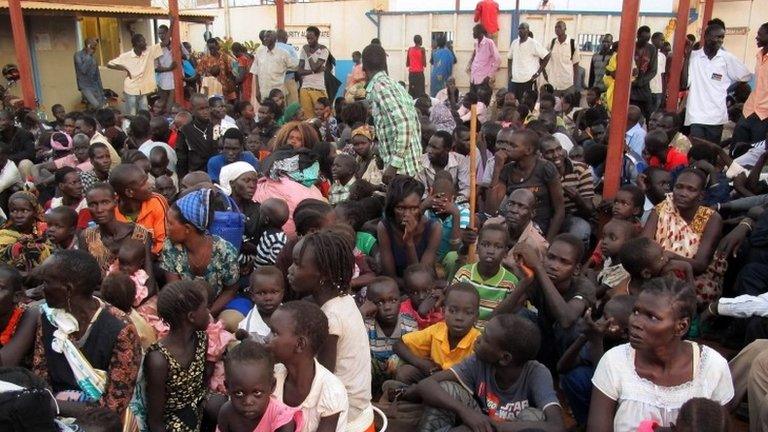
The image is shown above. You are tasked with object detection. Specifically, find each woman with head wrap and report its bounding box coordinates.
[276,102,305,126]
[0,191,53,274]
[218,161,261,288]
[161,188,240,318]
[350,125,384,188]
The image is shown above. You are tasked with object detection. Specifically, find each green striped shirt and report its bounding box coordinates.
[453,263,519,327]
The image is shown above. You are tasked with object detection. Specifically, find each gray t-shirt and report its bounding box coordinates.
[451,355,560,421]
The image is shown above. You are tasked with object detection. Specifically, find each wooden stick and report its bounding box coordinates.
[467,103,478,262]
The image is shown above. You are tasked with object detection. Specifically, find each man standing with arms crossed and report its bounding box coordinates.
[107,33,163,115]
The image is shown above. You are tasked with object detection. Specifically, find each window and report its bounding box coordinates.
[431,32,454,49]
[577,33,606,53]
[80,17,121,66]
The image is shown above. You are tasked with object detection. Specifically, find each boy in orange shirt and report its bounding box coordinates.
[110,163,168,255]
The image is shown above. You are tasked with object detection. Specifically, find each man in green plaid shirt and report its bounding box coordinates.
[363,44,423,181]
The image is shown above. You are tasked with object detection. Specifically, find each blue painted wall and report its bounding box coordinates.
[334,59,355,99]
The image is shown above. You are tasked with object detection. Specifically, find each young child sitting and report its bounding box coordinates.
[45,206,78,250]
[400,264,444,330]
[595,218,638,295]
[425,171,470,263]
[145,280,211,432]
[108,239,153,308]
[403,314,565,431]
[638,397,729,432]
[101,272,157,350]
[588,184,645,268]
[328,154,358,206]
[109,239,168,340]
[616,237,693,298]
[365,276,418,392]
[148,146,178,190]
[313,96,338,141]
[453,223,518,328]
[557,295,635,425]
[155,174,178,204]
[267,301,349,432]
[393,282,481,385]
[217,340,303,432]
[253,198,289,267]
[237,265,285,343]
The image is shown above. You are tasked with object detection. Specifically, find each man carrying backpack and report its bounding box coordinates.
[544,20,579,95]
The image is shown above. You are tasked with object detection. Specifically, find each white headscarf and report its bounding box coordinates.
[218,161,257,196]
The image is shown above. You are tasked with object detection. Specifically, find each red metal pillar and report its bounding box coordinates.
[8,0,36,108]
[276,0,285,30]
[455,0,461,13]
[665,0,691,112]
[699,0,714,41]
[603,0,640,199]
[168,0,186,108]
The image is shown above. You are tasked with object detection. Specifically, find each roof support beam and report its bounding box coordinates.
[8,0,36,108]
[603,0,640,199]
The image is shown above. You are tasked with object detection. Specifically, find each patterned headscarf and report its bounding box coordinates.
[351,125,375,142]
[174,188,211,232]
[6,191,44,226]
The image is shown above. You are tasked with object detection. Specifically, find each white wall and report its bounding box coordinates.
[379,11,675,92]
[180,0,380,59]
[388,0,673,13]
[711,0,764,72]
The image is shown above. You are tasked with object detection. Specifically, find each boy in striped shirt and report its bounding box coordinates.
[454,223,518,328]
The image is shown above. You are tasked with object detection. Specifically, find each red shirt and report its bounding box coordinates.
[474,0,500,35]
[167,129,178,149]
[407,46,425,73]
[400,298,444,330]
[649,147,689,172]
[237,54,253,102]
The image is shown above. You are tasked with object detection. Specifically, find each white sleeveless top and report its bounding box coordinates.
[592,342,733,432]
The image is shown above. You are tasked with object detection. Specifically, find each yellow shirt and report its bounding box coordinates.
[108,44,163,95]
[402,321,481,370]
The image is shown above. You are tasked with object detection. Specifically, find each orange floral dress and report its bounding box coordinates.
[653,194,727,304]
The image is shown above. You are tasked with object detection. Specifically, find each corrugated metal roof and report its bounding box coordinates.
[0,1,215,20]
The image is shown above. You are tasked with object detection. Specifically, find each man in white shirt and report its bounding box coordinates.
[507,22,550,102]
[650,31,667,113]
[107,33,163,115]
[684,22,751,144]
[544,20,579,94]
[250,30,299,103]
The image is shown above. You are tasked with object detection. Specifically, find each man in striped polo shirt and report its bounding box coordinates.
[453,224,518,328]
[541,134,595,248]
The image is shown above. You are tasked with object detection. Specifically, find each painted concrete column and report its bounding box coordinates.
[8,0,36,108]
[666,0,691,112]
[603,0,640,199]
